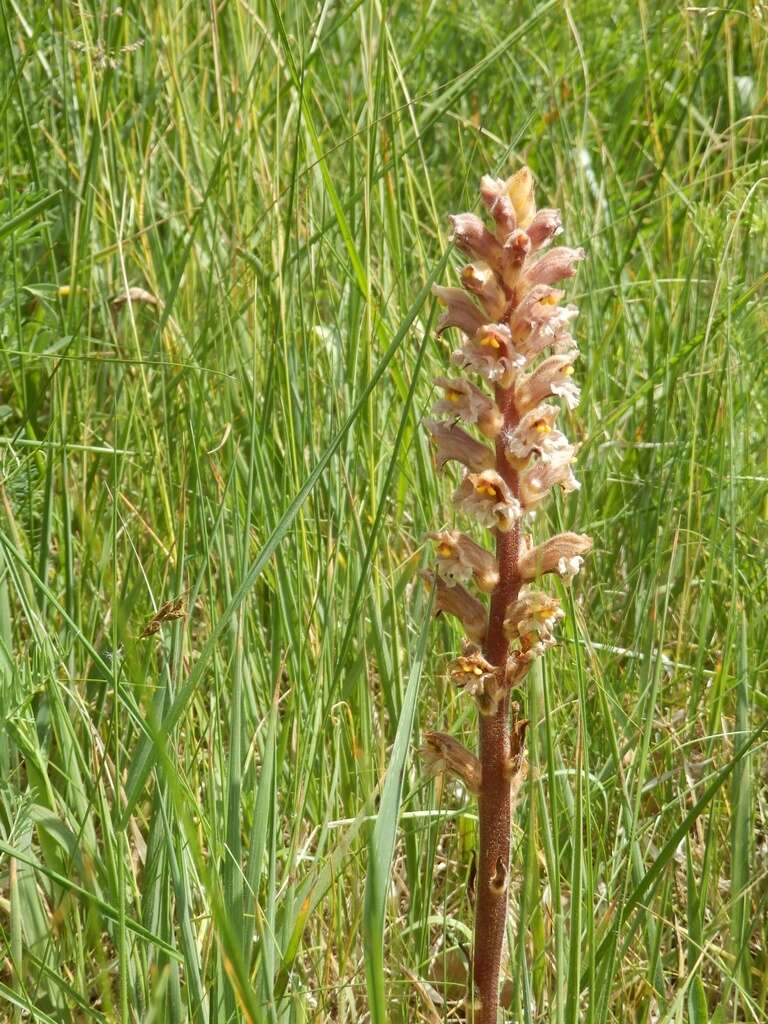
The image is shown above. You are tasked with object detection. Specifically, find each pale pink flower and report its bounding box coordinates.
[460,262,507,320]
[433,377,502,436]
[449,213,503,272]
[432,285,486,338]
[519,449,581,508]
[526,208,562,250]
[453,470,521,532]
[480,175,518,241]
[451,323,525,389]
[503,404,571,463]
[523,246,585,288]
[518,532,592,582]
[515,352,581,413]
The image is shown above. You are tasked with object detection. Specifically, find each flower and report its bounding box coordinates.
[479,175,518,241]
[433,377,503,437]
[423,572,486,642]
[424,419,495,473]
[449,213,503,272]
[460,262,507,320]
[448,645,498,694]
[504,590,564,644]
[503,404,571,464]
[518,532,593,582]
[514,352,581,413]
[453,470,521,531]
[519,449,580,508]
[432,285,486,338]
[420,731,482,795]
[505,166,537,228]
[451,323,525,389]
[522,246,586,289]
[430,530,499,592]
[449,645,504,714]
[508,285,579,361]
[526,208,563,250]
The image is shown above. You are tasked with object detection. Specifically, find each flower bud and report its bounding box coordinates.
[526,208,562,250]
[505,167,536,228]
[480,175,518,241]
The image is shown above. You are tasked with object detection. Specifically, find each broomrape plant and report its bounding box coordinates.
[421,167,591,1022]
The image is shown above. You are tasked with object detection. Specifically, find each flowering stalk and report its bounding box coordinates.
[421,167,590,1022]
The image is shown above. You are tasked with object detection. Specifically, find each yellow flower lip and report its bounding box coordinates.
[475,482,498,498]
[480,335,501,349]
[446,390,462,402]
[437,543,455,557]
[534,420,552,434]
[562,365,574,377]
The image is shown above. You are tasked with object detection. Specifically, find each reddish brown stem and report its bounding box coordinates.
[472,385,521,1023]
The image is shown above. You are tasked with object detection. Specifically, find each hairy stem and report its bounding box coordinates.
[473,385,520,1023]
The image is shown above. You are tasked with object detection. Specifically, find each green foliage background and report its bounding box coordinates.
[0,1,766,1021]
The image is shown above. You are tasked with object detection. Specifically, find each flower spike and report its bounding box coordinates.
[417,164,591,1024]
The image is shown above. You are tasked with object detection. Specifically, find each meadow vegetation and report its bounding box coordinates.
[0,2,766,1021]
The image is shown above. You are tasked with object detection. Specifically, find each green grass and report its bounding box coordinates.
[1,1,767,1021]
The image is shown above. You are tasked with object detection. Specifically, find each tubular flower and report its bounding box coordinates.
[432,285,486,338]
[420,732,482,795]
[503,404,571,464]
[418,165,591,1024]
[453,470,521,531]
[432,377,503,437]
[423,572,486,642]
[461,263,507,320]
[506,166,536,227]
[424,419,495,473]
[504,590,565,645]
[519,448,581,508]
[509,286,579,360]
[522,246,586,289]
[515,352,581,413]
[518,532,593,582]
[448,645,498,695]
[451,323,525,388]
[526,208,563,250]
[430,531,499,592]
[449,213,504,272]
